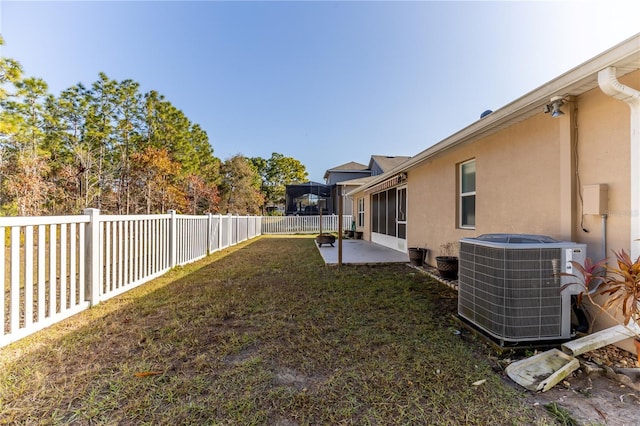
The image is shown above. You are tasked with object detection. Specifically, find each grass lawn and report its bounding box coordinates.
[0,236,554,425]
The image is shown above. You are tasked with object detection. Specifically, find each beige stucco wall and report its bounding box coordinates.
[574,70,638,258]
[574,70,639,345]
[407,112,564,265]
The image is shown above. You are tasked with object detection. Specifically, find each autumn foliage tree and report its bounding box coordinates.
[219,155,264,215]
[0,40,306,217]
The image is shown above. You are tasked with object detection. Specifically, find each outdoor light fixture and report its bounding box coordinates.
[543,95,565,118]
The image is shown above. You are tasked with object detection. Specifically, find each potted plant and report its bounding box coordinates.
[563,249,640,365]
[436,242,458,280]
[408,247,428,267]
[348,220,356,238]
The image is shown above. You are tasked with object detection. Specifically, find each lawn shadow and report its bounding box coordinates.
[0,236,550,425]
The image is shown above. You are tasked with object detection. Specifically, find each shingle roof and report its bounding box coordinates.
[369,155,411,172]
[323,161,370,180]
[326,161,369,172]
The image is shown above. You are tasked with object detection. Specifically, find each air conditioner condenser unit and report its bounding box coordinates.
[458,234,586,344]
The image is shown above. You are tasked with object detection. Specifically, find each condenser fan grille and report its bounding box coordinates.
[459,242,565,342]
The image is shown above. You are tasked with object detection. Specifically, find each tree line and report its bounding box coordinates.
[0,37,307,216]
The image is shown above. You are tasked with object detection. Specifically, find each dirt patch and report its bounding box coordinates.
[494,345,640,425]
[523,367,640,425]
[274,366,323,392]
[223,344,260,366]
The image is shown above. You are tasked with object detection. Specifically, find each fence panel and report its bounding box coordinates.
[220,216,231,248]
[97,214,172,302]
[0,211,258,348]
[175,215,209,266]
[261,215,353,234]
[1,215,91,347]
[208,215,220,253]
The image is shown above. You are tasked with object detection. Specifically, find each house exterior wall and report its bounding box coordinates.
[399,69,639,267]
[407,112,563,264]
[339,193,354,216]
[348,65,639,348]
[575,71,638,258]
[370,162,384,176]
[575,70,639,344]
[326,171,371,185]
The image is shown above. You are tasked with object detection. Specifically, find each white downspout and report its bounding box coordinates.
[598,66,640,259]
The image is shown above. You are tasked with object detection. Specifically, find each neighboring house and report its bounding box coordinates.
[323,161,370,185]
[285,158,411,217]
[368,155,411,176]
[348,34,640,343]
[325,156,411,216]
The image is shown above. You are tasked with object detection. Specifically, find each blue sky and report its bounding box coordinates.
[1,1,639,182]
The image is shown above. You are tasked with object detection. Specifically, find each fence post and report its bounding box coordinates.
[169,210,177,268]
[207,213,212,255]
[84,208,101,306]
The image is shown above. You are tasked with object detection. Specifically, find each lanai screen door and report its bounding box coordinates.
[371,186,407,251]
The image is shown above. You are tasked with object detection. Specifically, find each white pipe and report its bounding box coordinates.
[598,67,640,259]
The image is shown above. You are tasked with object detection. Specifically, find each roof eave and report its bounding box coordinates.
[349,33,640,196]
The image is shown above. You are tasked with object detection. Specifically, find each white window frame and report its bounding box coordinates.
[357,197,365,227]
[396,186,407,238]
[459,159,476,229]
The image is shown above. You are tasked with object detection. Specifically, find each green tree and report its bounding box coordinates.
[84,72,119,210]
[0,36,22,104]
[0,41,222,216]
[251,152,308,213]
[139,90,221,214]
[0,76,52,215]
[112,78,143,214]
[43,83,95,213]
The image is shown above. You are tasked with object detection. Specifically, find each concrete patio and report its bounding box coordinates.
[315,239,409,265]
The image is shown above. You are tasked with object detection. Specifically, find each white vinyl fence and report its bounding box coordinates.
[1,209,261,348]
[261,215,353,234]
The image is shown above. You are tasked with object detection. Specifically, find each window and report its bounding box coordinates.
[357,198,365,227]
[460,159,476,228]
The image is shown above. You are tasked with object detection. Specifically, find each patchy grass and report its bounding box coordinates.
[0,236,553,425]
[544,402,579,426]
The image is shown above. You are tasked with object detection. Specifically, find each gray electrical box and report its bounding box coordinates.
[583,184,608,215]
